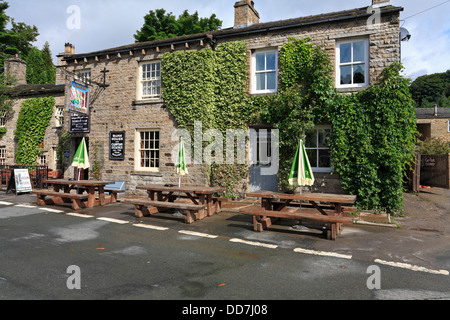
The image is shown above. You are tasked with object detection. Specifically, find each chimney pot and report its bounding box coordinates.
[234,0,260,27]
[372,0,390,7]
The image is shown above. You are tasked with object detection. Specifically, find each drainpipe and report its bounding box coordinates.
[434,104,438,117]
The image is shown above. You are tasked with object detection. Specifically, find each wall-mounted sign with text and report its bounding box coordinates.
[109,131,125,160]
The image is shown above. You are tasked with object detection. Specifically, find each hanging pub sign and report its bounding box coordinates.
[109,131,125,160]
[69,112,90,133]
[69,82,89,115]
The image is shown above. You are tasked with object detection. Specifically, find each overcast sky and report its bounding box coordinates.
[5,0,450,80]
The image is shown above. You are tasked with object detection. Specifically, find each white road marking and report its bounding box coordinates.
[0,201,14,205]
[133,224,169,231]
[374,259,449,276]
[39,208,64,213]
[294,248,352,260]
[179,230,218,239]
[66,212,94,218]
[229,238,278,249]
[15,204,37,208]
[96,217,129,224]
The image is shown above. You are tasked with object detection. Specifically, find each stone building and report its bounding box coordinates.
[1,56,65,172]
[416,107,450,142]
[55,0,404,194]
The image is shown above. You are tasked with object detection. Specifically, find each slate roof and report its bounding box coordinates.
[416,108,450,119]
[62,5,403,62]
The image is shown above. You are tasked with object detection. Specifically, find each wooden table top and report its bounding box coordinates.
[245,190,357,204]
[136,184,225,194]
[43,179,111,186]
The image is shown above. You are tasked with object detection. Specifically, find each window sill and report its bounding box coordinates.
[132,98,164,106]
[130,170,162,177]
[336,86,368,93]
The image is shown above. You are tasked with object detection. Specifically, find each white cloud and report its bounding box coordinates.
[5,0,450,78]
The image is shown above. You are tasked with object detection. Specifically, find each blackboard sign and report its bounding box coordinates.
[109,131,125,160]
[69,112,90,133]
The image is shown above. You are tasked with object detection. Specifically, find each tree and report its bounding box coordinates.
[0,0,39,72]
[24,42,56,84]
[134,8,222,42]
[409,70,450,108]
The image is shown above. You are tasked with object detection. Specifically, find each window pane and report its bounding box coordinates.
[307,149,317,168]
[319,150,331,168]
[256,53,265,72]
[266,72,276,90]
[318,129,331,148]
[353,64,365,84]
[340,43,351,64]
[340,65,352,85]
[353,41,365,62]
[305,130,316,148]
[256,73,265,90]
[266,52,276,70]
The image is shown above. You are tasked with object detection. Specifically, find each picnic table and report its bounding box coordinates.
[32,179,111,210]
[122,184,226,224]
[240,190,357,240]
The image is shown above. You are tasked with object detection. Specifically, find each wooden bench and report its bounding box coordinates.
[122,199,206,224]
[163,193,228,214]
[31,190,89,210]
[104,181,126,203]
[212,197,229,213]
[240,206,355,240]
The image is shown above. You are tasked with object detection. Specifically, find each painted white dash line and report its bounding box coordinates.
[229,238,277,249]
[133,224,169,231]
[375,259,449,276]
[0,201,14,205]
[294,248,352,260]
[15,204,37,208]
[96,217,129,225]
[66,212,94,218]
[39,208,64,213]
[179,230,218,239]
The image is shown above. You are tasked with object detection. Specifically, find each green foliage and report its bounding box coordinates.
[162,41,256,196]
[409,70,450,108]
[14,97,54,165]
[162,40,257,133]
[416,137,450,155]
[330,63,418,213]
[0,0,39,72]
[260,38,336,188]
[134,8,222,42]
[24,42,56,84]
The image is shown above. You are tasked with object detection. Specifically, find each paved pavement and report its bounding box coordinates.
[0,190,449,301]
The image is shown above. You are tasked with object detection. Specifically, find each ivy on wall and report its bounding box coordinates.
[162,41,258,196]
[14,96,55,165]
[161,38,418,213]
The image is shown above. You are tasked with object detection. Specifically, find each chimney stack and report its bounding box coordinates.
[4,55,27,86]
[372,0,391,7]
[234,0,260,28]
[64,42,75,55]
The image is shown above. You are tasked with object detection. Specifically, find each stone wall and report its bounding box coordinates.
[58,6,402,194]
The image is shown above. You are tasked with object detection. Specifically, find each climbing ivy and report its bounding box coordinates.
[161,38,418,213]
[15,96,55,165]
[162,41,257,196]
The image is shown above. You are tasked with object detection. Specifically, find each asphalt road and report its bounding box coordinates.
[0,194,449,304]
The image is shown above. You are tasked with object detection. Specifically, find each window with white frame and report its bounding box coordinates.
[305,125,332,172]
[252,50,278,94]
[0,147,5,165]
[336,38,369,88]
[448,120,450,133]
[55,106,64,127]
[135,129,160,170]
[0,110,7,127]
[139,61,161,100]
[38,152,47,165]
[75,69,91,85]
